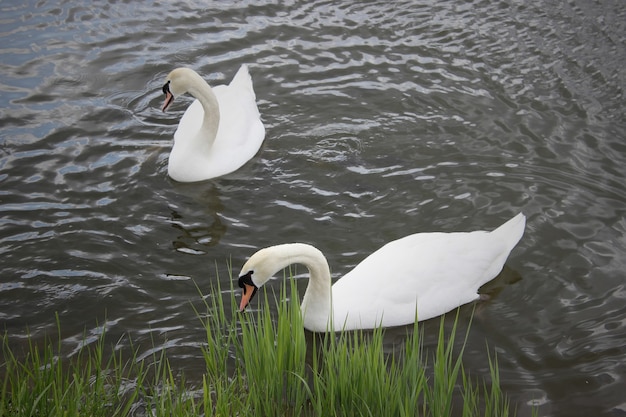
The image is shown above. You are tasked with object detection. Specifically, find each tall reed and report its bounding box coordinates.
[0,315,141,417]
[196,274,524,417]
[1,271,528,417]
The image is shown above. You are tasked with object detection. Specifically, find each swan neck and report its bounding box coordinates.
[284,244,332,328]
[187,73,220,146]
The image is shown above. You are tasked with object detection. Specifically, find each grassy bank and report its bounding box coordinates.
[1,276,528,416]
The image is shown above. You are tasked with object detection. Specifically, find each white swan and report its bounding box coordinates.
[161,65,265,182]
[238,213,526,332]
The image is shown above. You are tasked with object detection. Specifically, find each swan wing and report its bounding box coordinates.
[208,66,265,174]
[331,214,525,330]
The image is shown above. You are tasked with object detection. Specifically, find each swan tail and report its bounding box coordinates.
[230,64,256,97]
[472,213,526,288]
[491,212,526,250]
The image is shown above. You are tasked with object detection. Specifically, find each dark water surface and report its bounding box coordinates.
[1,1,625,415]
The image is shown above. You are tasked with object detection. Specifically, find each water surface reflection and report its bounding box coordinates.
[1,1,625,416]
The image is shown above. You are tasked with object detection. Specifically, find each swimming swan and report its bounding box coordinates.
[238,213,526,331]
[161,65,265,182]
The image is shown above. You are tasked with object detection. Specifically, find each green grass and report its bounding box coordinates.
[0,315,142,417]
[1,272,530,417]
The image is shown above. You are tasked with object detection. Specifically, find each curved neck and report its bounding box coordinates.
[273,244,333,328]
[184,71,220,147]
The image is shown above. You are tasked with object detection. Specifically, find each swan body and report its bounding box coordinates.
[161,65,265,182]
[238,213,526,332]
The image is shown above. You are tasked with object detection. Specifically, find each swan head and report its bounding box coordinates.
[238,270,259,312]
[237,245,288,312]
[161,68,199,112]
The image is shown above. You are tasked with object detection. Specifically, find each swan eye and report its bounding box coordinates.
[238,270,254,289]
[162,80,171,95]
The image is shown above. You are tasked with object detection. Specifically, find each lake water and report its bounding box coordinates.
[1,1,625,415]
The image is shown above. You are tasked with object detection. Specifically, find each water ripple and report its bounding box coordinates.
[1,1,625,415]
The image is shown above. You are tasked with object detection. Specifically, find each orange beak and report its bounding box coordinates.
[239,283,256,311]
[162,90,174,112]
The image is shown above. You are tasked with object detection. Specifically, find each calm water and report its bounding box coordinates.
[1,0,625,415]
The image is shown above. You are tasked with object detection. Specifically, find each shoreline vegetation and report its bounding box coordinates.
[1,275,533,416]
